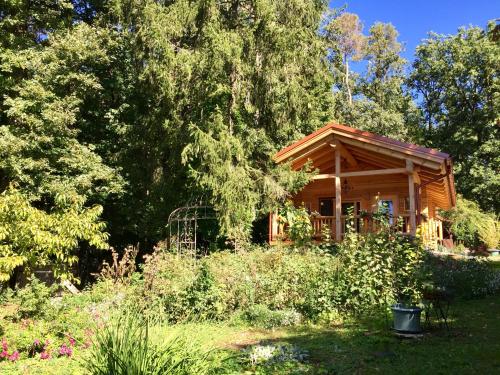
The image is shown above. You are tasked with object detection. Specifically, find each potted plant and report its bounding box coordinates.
[477,218,499,257]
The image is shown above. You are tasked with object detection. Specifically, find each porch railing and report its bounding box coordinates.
[270,212,415,242]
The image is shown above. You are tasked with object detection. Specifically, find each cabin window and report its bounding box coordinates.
[319,198,333,216]
[378,199,394,224]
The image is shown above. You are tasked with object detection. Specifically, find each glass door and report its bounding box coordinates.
[319,198,334,216]
[378,199,394,224]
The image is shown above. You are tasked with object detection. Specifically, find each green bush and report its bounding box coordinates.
[278,201,313,247]
[85,311,220,375]
[424,255,500,299]
[134,248,340,322]
[185,263,225,321]
[440,196,494,249]
[132,232,431,321]
[239,305,302,329]
[477,218,499,250]
[336,218,426,314]
[15,277,55,320]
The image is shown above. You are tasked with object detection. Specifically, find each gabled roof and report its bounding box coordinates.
[275,122,449,165]
[274,122,456,208]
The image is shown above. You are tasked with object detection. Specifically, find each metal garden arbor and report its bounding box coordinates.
[167,204,216,254]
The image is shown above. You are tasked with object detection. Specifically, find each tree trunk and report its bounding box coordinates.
[345,55,352,105]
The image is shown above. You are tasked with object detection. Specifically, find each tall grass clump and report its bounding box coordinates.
[85,310,220,375]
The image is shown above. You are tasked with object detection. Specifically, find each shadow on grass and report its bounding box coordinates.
[246,292,500,374]
[230,256,500,373]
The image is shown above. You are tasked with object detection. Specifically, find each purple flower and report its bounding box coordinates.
[40,351,51,360]
[68,337,76,347]
[0,350,8,359]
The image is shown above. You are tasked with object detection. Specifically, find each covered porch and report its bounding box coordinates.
[269,123,456,247]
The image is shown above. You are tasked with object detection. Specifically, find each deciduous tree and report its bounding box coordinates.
[410,23,500,213]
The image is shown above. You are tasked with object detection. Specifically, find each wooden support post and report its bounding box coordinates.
[335,147,342,241]
[268,212,273,243]
[407,160,416,236]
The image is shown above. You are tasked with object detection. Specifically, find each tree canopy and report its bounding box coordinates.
[410,23,499,213]
[0,2,498,280]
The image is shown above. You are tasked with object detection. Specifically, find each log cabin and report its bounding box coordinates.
[269,122,456,248]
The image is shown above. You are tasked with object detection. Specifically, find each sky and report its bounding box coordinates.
[329,0,499,70]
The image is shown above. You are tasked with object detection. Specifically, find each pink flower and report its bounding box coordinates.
[40,351,51,360]
[68,337,76,347]
[58,344,72,357]
[1,339,7,352]
[0,350,8,359]
[8,351,19,362]
[33,339,41,346]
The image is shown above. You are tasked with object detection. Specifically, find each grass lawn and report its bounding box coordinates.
[179,292,500,374]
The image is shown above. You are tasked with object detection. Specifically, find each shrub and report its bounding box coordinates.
[15,277,55,320]
[0,186,109,283]
[240,304,302,329]
[440,196,490,249]
[336,217,426,314]
[207,249,340,319]
[138,251,200,322]
[100,246,139,284]
[134,247,340,322]
[85,311,220,375]
[424,255,500,299]
[477,218,499,250]
[278,201,313,247]
[185,263,224,321]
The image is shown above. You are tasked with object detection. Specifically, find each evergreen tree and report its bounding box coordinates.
[105,0,334,246]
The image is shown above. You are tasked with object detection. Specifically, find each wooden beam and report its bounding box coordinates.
[341,168,407,178]
[293,146,334,170]
[339,137,443,170]
[335,148,342,241]
[335,141,358,168]
[311,153,334,170]
[348,146,403,168]
[314,159,335,172]
[312,167,408,180]
[349,153,399,169]
[275,135,334,163]
[407,160,417,235]
[313,173,336,180]
[288,140,333,168]
[413,171,421,185]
